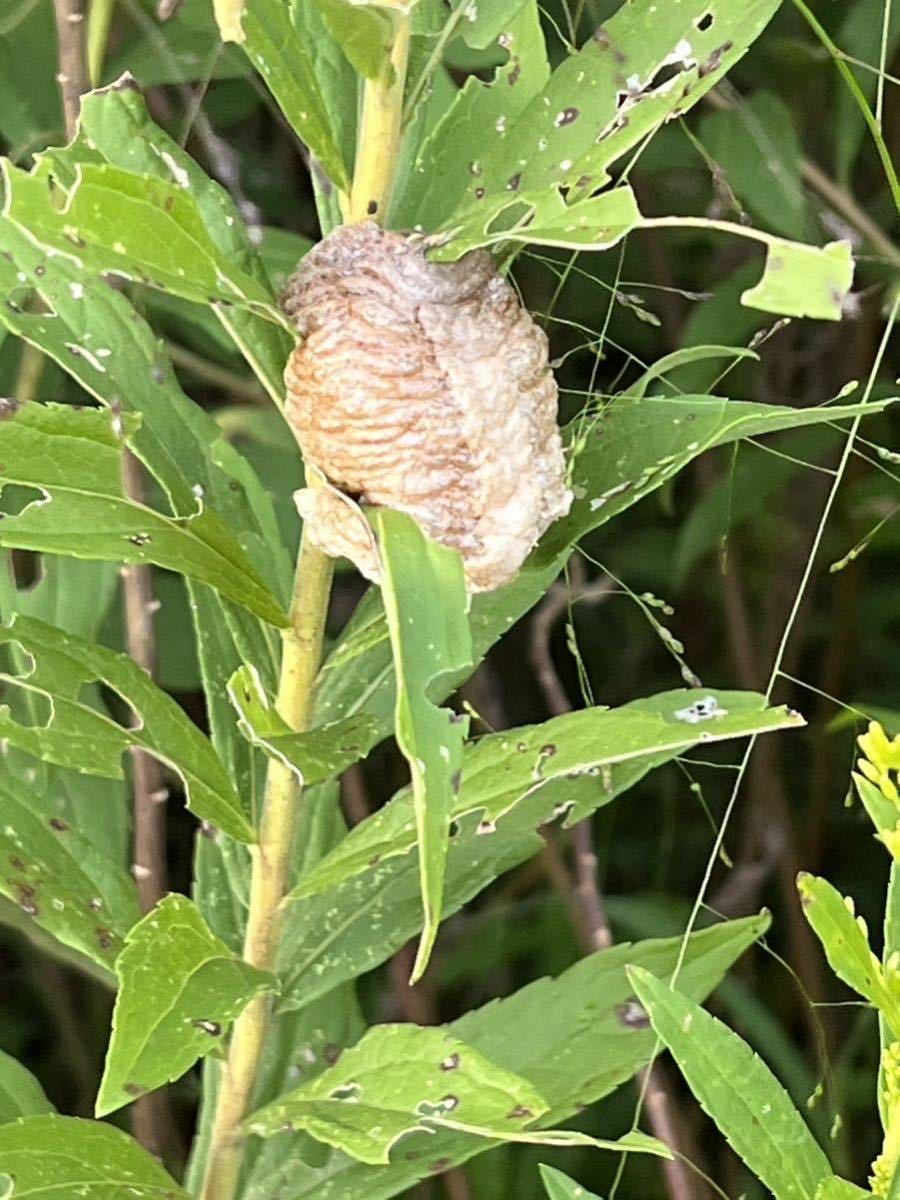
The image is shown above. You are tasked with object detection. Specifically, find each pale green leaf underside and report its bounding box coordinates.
[369,509,473,981]
[1,159,286,326]
[0,614,253,843]
[0,403,288,629]
[628,966,831,1200]
[246,1024,548,1164]
[252,916,767,1198]
[97,895,274,1116]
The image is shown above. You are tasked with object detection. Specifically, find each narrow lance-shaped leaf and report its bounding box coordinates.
[539,1165,602,1200]
[0,780,139,970]
[227,664,381,787]
[245,1024,667,1165]
[0,403,288,629]
[369,508,473,982]
[0,614,254,843]
[97,895,275,1116]
[797,872,900,1038]
[290,689,805,902]
[0,1052,53,1126]
[628,966,831,1200]
[0,1115,190,1199]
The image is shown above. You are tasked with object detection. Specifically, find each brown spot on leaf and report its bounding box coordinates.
[49,817,69,832]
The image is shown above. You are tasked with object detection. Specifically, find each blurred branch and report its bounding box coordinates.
[51,0,179,1159]
[530,572,706,1200]
[52,0,89,137]
[167,341,267,404]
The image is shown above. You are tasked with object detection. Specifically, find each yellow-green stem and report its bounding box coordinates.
[87,0,116,86]
[347,14,411,224]
[197,17,411,1200]
[198,531,333,1200]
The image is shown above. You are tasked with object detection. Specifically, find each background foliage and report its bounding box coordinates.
[0,1,898,1198]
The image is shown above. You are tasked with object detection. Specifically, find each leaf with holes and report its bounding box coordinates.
[313,394,893,742]
[227,664,381,784]
[97,895,274,1116]
[1,158,285,325]
[393,0,548,229]
[257,916,767,1198]
[0,614,254,843]
[628,966,831,1200]
[0,1052,53,1126]
[433,0,781,225]
[0,779,138,971]
[430,185,641,260]
[0,1115,190,1199]
[369,509,473,982]
[289,689,804,902]
[68,82,294,406]
[246,1024,548,1163]
[797,873,900,1038]
[244,1024,667,1166]
[0,403,288,628]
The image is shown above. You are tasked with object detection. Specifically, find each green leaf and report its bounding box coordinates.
[369,509,473,981]
[279,684,781,1007]
[256,916,767,1199]
[290,689,804,902]
[540,1164,601,1200]
[315,393,893,740]
[797,873,900,1038]
[433,0,781,226]
[1,158,285,325]
[628,966,831,1200]
[246,1023,549,1163]
[624,345,760,402]
[238,0,354,194]
[311,0,395,79]
[0,1115,190,1198]
[97,894,274,1116]
[393,0,548,229]
[430,185,641,260]
[741,238,854,321]
[0,779,139,970]
[0,403,288,629]
[815,1178,873,1200]
[700,92,810,241]
[0,614,254,843]
[0,1053,53,1125]
[227,664,381,785]
[72,82,294,407]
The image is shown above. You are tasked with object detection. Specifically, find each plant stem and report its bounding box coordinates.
[87,0,116,85]
[198,531,334,1200]
[199,21,411,1198]
[348,13,411,224]
[51,0,89,137]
